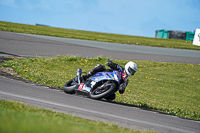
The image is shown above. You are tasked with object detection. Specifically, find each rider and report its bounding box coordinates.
[81,60,137,94]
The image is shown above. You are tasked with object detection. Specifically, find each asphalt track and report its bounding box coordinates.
[0,76,199,133]
[0,31,200,132]
[0,31,200,64]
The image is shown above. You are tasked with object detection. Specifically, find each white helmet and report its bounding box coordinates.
[125,61,137,76]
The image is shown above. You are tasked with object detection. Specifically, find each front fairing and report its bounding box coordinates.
[90,70,122,84]
[74,80,92,92]
[74,71,122,94]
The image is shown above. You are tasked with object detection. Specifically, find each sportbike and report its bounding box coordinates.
[63,68,123,100]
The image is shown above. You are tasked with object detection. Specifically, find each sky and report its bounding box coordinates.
[0,0,199,37]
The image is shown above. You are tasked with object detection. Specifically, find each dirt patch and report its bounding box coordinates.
[0,56,25,63]
[0,67,17,75]
[0,56,61,91]
[0,56,22,75]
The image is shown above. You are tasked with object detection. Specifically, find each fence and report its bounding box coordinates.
[155,30,195,41]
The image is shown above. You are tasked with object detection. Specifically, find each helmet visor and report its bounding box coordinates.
[128,67,136,76]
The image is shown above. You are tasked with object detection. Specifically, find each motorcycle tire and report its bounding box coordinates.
[90,82,116,100]
[63,78,76,94]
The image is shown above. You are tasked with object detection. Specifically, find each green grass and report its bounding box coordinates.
[0,21,199,50]
[1,56,200,120]
[0,100,151,133]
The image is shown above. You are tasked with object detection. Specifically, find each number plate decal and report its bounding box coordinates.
[78,83,84,90]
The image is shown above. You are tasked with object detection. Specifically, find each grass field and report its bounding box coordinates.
[0,21,199,133]
[0,21,199,50]
[0,100,152,133]
[1,56,200,120]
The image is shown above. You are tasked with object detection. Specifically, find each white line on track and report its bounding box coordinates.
[0,91,194,133]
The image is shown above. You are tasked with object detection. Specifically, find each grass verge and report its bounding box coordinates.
[0,100,152,133]
[0,21,199,50]
[1,56,199,120]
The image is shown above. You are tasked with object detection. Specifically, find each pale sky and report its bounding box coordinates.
[0,0,199,37]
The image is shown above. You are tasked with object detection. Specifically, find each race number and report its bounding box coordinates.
[78,83,84,90]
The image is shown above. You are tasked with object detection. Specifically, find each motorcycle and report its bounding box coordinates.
[63,68,123,100]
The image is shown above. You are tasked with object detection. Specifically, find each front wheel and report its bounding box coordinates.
[63,78,76,94]
[90,82,116,100]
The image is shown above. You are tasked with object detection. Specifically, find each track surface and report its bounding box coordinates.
[0,31,200,132]
[0,76,199,133]
[0,31,200,64]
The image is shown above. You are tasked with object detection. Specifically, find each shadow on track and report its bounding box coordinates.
[99,99,200,121]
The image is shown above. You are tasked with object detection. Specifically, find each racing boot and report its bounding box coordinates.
[82,64,106,81]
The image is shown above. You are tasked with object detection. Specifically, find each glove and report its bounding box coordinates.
[107,60,119,70]
[107,60,113,67]
[119,83,126,94]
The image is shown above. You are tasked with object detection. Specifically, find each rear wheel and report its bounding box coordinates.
[63,78,76,94]
[90,82,116,100]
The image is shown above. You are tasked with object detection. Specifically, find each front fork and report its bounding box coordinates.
[76,68,82,84]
